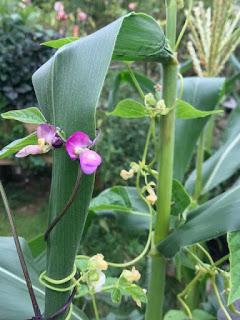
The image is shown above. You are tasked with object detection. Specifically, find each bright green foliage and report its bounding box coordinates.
[0,133,37,159]
[227,231,240,305]
[108,99,147,118]
[158,183,240,257]
[1,107,46,124]
[174,77,225,181]
[176,99,222,119]
[186,105,240,194]
[41,37,80,48]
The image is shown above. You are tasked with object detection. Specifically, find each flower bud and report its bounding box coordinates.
[120,169,134,180]
[89,253,108,271]
[156,99,170,115]
[122,267,141,283]
[146,193,157,205]
[145,93,156,107]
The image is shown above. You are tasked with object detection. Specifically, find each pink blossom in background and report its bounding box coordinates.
[56,10,68,21]
[66,131,101,175]
[128,2,137,10]
[54,1,64,12]
[77,9,88,22]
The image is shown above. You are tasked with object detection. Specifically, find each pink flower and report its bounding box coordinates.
[16,124,62,158]
[128,2,137,10]
[54,1,64,12]
[56,10,68,21]
[66,131,101,175]
[77,10,88,22]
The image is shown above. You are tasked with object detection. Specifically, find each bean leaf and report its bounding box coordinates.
[176,99,222,119]
[108,99,148,118]
[1,107,47,124]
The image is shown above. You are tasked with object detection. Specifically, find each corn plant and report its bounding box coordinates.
[0,1,240,320]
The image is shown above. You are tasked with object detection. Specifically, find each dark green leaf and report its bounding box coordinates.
[192,309,215,320]
[163,310,187,320]
[186,105,240,194]
[227,231,240,305]
[28,234,46,258]
[171,180,191,216]
[90,186,150,231]
[108,99,147,118]
[176,99,222,119]
[158,183,240,257]
[0,133,37,159]
[174,77,225,181]
[1,107,46,124]
[41,37,80,48]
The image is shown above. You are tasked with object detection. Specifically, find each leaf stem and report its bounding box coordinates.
[0,181,42,319]
[212,276,232,320]
[126,64,145,100]
[91,293,100,320]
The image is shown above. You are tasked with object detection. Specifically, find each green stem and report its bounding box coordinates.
[91,293,100,320]
[212,276,232,320]
[193,132,204,202]
[145,1,178,319]
[127,64,145,100]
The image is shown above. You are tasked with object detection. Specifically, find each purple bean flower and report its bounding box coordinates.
[66,131,101,175]
[16,124,62,158]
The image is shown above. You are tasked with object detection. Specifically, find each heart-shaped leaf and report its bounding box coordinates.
[108,99,147,118]
[176,99,222,119]
[1,107,46,124]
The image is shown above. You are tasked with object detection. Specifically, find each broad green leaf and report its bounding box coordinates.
[0,133,37,159]
[41,37,80,48]
[186,105,240,194]
[28,234,46,258]
[120,283,147,306]
[158,183,240,257]
[108,99,147,118]
[192,309,215,320]
[1,107,46,124]
[176,99,222,119]
[0,237,88,320]
[171,180,191,216]
[164,310,187,320]
[174,77,225,181]
[227,232,240,305]
[108,70,155,110]
[90,186,150,231]
[32,12,170,313]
